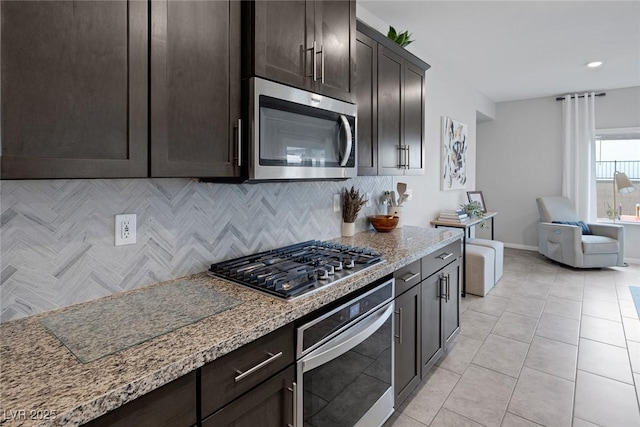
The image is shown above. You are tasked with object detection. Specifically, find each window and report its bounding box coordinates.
[595,128,640,219]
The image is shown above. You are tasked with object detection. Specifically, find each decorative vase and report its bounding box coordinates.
[388,206,403,228]
[341,221,355,237]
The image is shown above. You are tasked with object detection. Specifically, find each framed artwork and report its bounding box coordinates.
[441,116,468,190]
[467,191,487,212]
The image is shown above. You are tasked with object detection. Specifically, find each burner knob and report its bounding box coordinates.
[344,258,355,269]
[325,265,335,276]
[316,269,329,280]
[329,260,343,271]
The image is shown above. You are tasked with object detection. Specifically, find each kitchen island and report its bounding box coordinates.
[0,226,462,427]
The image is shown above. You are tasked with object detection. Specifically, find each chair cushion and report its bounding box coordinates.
[552,220,592,235]
[582,235,619,254]
[536,197,580,222]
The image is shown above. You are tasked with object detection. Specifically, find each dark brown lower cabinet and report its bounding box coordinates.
[202,366,295,427]
[421,273,444,377]
[442,259,461,348]
[394,285,421,407]
[82,373,196,427]
[393,240,462,400]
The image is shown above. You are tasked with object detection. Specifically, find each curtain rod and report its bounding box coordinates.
[555,92,606,101]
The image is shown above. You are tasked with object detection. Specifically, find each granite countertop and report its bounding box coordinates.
[0,226,462,427]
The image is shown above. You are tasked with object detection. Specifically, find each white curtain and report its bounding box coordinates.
[562,92,597,221]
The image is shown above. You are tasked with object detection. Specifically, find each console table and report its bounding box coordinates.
[430,212,498,297]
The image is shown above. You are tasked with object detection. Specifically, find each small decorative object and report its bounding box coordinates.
[341,186,367,237]
[605,202,618,221]
[387,26,414,47]
[461,200,486,227]
[368,215,399,233]
[441,116,468,191]
[466,191,487,213]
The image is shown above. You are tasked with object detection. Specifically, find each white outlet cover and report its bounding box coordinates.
[365,193,372,207]
[115,214,136,246]
[406,189,413,201]
[333,194,341,212]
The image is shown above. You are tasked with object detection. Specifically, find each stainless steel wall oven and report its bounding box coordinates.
[295,278,394,426]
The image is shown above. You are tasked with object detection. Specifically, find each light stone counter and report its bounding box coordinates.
[0,226,462,427]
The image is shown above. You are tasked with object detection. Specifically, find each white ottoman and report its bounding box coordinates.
[468,238,504,284]
[466,244,495,297]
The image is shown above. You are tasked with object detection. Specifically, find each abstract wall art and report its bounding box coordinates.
[441,116,468,190]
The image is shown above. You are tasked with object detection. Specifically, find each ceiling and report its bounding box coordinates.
[359,0,640,103]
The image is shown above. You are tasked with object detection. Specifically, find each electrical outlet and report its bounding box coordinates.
[333,194,341,212]
[406,189,413,201]
[115,214,136,246]
[365,193,372,207]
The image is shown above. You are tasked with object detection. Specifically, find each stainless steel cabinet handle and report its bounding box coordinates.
[406,144,410,169]
[399,271,420,282]
[237,118,242,167]
[394,308,403,344]
[439,276,446,300]
[437,252,453,260]
[286,381,297,427]
[397,145,404,168]
[234,351,282,382]
[312,41,317,81]
[445,274,451,302]
[320,44,325,84]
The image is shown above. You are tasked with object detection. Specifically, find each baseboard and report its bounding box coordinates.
[624,257,640,265]
[503,243,538,251]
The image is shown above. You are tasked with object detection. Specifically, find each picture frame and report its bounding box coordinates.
[467,191,487,212]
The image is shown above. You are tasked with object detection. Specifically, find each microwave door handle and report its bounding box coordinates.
[339,115,352,167]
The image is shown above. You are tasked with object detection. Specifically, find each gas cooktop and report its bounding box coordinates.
[208,240,383,299]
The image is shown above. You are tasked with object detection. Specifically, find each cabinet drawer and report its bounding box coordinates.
[200,324,294,418]
[394,259,421,296]
[422,240,462,279]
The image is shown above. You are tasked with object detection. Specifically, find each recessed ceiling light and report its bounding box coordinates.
[587,61,603,68]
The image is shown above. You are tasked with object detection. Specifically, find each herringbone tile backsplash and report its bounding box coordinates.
[0,177,392,322]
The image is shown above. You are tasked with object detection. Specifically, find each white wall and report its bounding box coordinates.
[357,5,496,228]
[477,86,640,260]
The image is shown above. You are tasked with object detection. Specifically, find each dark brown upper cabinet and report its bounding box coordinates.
[150,0,242,178]
[1,0,148,179]
[1,0,243,180]
[243,0,355,103]
[356,21,429,176]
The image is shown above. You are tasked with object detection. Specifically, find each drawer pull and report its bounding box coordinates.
[394,308,403,344]
[436,252,453,260]
[234,351,283,382]
[399,271,420,282]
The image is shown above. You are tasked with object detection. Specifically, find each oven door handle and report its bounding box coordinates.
[301,302,393,373]
[339,115,353,167]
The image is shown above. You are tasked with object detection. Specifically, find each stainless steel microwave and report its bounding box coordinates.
[248,78,357,181]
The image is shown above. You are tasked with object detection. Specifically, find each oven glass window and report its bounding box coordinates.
[259,96,355,168]
[302,315,392,427]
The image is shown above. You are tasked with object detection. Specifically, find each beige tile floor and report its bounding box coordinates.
[386,248,640,427]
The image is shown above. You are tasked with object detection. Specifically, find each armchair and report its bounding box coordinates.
[536,196,625,268]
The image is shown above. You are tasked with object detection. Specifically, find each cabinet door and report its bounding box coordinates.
[202,366,295,427]
[394,285,421,407]
[421,273,444,377]
[313,0,355,103]
[1,0,147,179]
[355,31,377,175]
[83,373,196,427]
[404,61,425,174]
[151,0,241,178]
[442,259,461,347]
[250,0,311,91]
[376,45,404,176]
